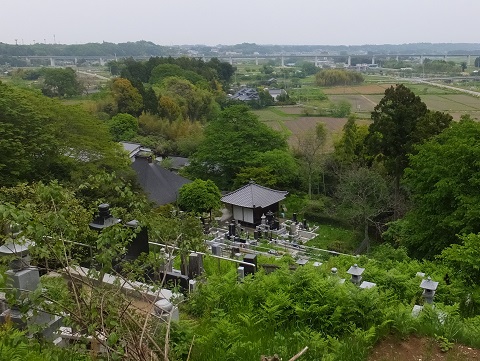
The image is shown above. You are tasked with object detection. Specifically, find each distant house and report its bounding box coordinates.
[267,88,287,101]
[221,181,288,226]
[230,87,259,102]
[120,141,152,162]
[121,142,191,206]
[156,156,190,172]
[132,156,191,206]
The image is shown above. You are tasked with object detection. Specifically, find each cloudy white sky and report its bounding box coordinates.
[1,0,478,46]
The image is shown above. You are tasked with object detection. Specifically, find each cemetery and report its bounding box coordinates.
[0,201,452,360]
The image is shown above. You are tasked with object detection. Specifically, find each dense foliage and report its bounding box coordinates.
[186,105,288,189]
[315,69,364,86]
[0,81,129,186]
[399,117,480,258]
[173,247,480,361]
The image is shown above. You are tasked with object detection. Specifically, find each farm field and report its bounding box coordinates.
[255,106,371,149]
[323,83,395,95]
[294,80,480,120]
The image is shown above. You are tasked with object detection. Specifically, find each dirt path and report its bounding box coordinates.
[369,336,480,361]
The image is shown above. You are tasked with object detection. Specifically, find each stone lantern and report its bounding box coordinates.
[89,203,120,231]
[420,277,438,304]
[0,239,38,326]
[347,264,365,286]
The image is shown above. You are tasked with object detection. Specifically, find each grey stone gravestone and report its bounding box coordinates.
[211,243,222,256]
[242,254,257,276]
[188,252,203,279]
[237,266,245,281]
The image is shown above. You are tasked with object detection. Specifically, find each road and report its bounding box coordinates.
[411,78,480,97]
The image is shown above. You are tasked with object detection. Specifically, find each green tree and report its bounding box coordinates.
[300,61,318,76]
[142,86,158,114]
[440,233,480,284]
[149,63,186,84]
[111,78,143,116]
[178,179,221,218]
[0,181,184,360]
[334,115,368,167]
[365,84,451,215]
[294,123,327,198]
[108,113,138,141]
[187,105,287,189]
[335,167,391,253]
[41,67,83,97]
[315,69,364,86]
[0,82,125,186]
[158,77,216,122]
[401,117,480,258]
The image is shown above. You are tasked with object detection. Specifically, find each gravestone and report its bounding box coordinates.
[124,220,149,261]
[242,254,257,276]
[296,259,308,266]
[228,223,236,237]
[211,243,222,256]
[159,272,189,293]
[237,266,245,281]
[188,253,203,279]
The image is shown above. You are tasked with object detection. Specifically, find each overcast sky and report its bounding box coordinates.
[1,0,479,46]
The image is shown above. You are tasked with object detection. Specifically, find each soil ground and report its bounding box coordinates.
[369,336,480,361]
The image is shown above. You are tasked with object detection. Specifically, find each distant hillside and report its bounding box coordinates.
[1,41,480,57]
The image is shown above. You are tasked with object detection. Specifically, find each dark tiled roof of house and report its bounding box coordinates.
[231,88,259,101]
[132,157,191,205]
[221,182,288,208]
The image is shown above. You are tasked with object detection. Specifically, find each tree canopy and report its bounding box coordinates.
[0,81,128,186]
[41,67,84,97]
[365,84,452,191]
[178,179,221,215]
[187,105,288,189]
[400,117,480,258]
[315,69,364,86]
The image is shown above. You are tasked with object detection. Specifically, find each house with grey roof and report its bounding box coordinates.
[221,181,288,226]
[267,88,287,101]
[132,156,191,206]
[120,141,152,162]
[230,87,259,102]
